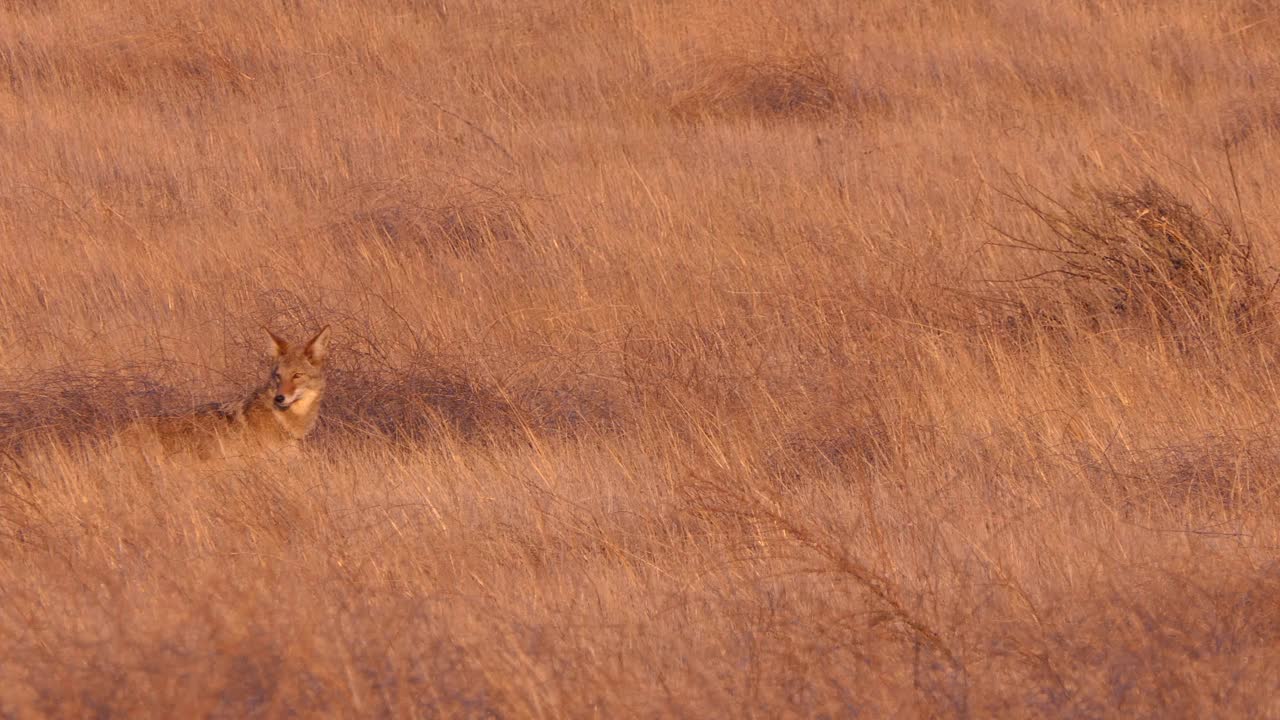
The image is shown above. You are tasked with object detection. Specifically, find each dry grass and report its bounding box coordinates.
[6,0,1280,716]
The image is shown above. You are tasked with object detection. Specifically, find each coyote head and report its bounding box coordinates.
[265,326,330,413]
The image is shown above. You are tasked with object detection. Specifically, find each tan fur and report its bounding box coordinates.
[117,326,331,463]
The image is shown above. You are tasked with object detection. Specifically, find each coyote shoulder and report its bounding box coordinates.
[118,326,331,461]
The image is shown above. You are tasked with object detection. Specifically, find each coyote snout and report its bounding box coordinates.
[117,326,331,462]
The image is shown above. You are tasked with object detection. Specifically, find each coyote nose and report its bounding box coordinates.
[274,395,286,404]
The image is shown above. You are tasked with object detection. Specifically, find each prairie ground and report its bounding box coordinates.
[5,1,1280,717]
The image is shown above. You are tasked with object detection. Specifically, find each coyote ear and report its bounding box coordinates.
[305,326,331,364]
[265,328,289,357]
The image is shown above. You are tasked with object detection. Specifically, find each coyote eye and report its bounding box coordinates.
[292,373,304,381]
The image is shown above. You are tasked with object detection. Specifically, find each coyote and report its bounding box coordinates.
[117,326,331,462]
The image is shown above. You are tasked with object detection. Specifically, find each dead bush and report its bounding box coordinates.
[768,401,923,481]
[334,180,534,257]
[322,361,626,444]
[320,361,519,444]
[512,382,621,436]
[995,178,1274,337]
[0,365,179,454]
[1075,431,1279,519]
[4,21,254,101]
[671,49,857,121]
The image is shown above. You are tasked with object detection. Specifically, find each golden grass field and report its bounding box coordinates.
[6,0,1280,716]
